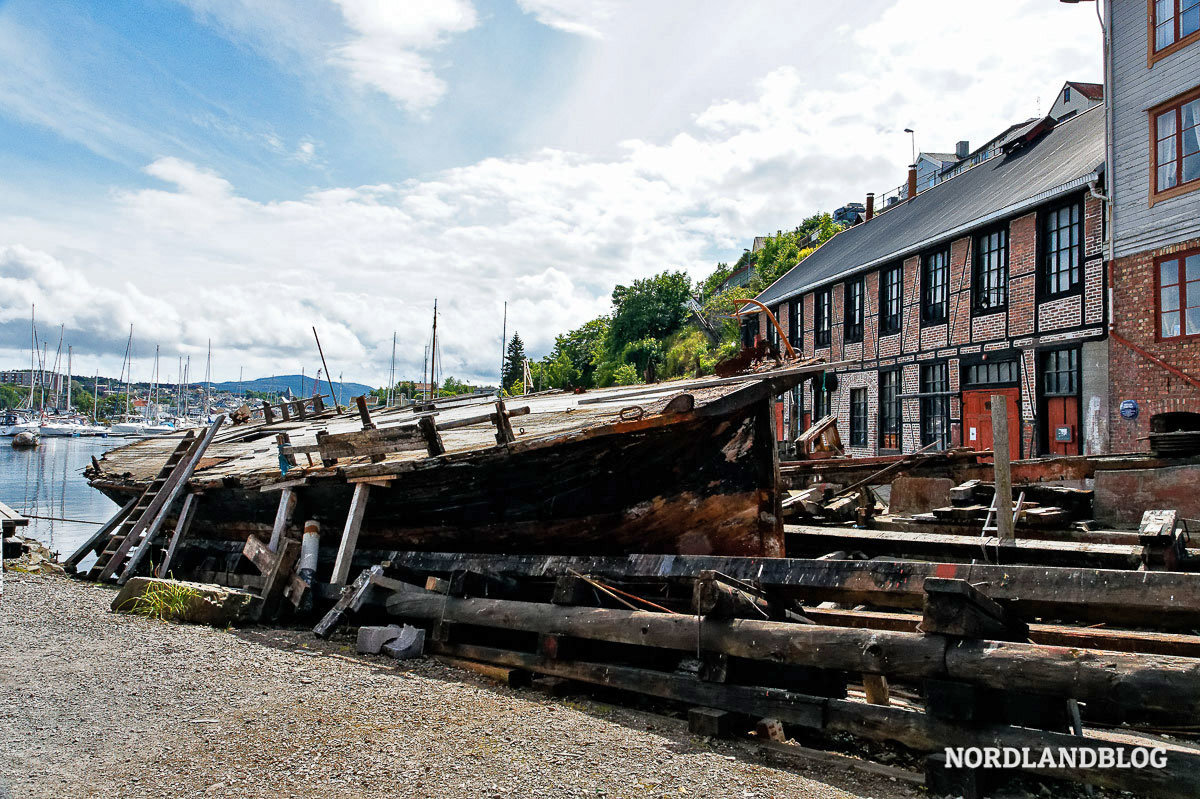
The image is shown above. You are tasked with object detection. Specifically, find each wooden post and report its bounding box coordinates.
[267,487,298,552]
[279,401,291,421]
[492,400,515,445]
[991,395,1014,541]
[417,415,445,457]
[157,492,200,577]
[262,400,275,425]
[355,395,375,430]
[330,483,370,585]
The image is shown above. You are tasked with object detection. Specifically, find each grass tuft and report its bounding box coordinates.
[118,581,201,622]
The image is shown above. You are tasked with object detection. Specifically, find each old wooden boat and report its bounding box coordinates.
[84,363,837,583]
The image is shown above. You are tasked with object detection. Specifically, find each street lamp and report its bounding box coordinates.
[903,127,916,165]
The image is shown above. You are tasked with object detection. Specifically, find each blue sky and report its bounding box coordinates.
[0,0,1101,385]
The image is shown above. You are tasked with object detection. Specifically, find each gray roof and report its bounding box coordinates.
[756,104,1104,307]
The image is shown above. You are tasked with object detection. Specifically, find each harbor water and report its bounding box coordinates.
[0,436,117,557]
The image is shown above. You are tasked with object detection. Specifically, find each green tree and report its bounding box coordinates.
[608,270,692,352]
[552,317,609,389]
[501,332,526,392]
[439,376,474,396]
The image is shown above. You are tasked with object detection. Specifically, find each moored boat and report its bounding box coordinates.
[84,362,835,583]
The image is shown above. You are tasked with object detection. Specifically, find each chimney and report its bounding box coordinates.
[865,192,875,221]
[907,164,918,200]
[956,140,970,159]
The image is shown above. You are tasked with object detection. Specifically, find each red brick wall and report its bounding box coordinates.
[757,192,1109,456]
[1109,235,1200,453]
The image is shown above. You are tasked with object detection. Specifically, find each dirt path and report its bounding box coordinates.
[0,572,920,798]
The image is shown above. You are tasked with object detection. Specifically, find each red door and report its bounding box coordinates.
[962,389,1020,457]
[1044,396,1080,456]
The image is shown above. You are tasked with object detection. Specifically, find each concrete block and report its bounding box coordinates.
[688,707,734,738]
[111,577,258,626]
[356,624,406,655]
[381,625,425,660]
[888,476,954,516]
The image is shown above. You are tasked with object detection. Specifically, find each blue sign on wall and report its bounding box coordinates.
[1120,399,1139,419]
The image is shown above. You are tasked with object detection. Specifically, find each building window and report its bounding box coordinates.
[880,264,902,334]
[1042,200,1082,296]
[844,277,864,343]
[963,358,1019,387]
[766,305,780,347]
[814,289,831,348]
[878,369,901,450]
[1042,349,1078,396]
[1152,91,1200,200]
[788,297,800,349]
[922,249,949,324]
[849,387,867,446]
[1153,0,1200,55]
[1158,249,1200,338]
[812,379,832,421]
[974,227,1008,311]
[920,362,949,450]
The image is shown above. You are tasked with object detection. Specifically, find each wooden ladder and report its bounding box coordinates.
[86,432,201,582]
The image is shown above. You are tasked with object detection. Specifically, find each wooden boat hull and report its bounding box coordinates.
[91,395,785,577]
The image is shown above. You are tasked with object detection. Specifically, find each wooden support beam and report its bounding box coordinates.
[262,400,275,425]
[330,483,370,586]
[259,538,300,621]
[354,395,375,430]
[418,415,445,457]
[991,394,1014,541]
[384,551,1200,629]
[430,641,1200,799]
[921,578,1028,641]
[783,525,1140,569]
[493,400,515,445]
[385,593,1200,717]
[156,492,200,578]
[267,487,298,552]
[315,425,426,462]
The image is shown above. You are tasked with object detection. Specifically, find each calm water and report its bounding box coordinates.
[0,436,119,557]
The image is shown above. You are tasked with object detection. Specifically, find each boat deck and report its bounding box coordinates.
[90,362,835,491]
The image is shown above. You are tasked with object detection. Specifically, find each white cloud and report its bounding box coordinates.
[328,0,477,112]
[175,0,477,114]
[515,0,626,38]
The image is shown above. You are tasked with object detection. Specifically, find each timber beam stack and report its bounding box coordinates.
[314,550,1200,798]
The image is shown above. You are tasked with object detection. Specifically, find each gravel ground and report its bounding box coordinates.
[0,572,924,799]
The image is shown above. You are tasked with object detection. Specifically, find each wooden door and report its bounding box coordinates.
[1044,395,1080,456]
[774,400,786,442]
[962,389,1019,457]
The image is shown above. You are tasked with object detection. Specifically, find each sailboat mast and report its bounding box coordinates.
[65,345,72,413]
[499,300,507,394]
[387,331,396,407]
[430,299,438,399]
[122,325,133,417]
[202,339,211,421]
[92,370,98,423]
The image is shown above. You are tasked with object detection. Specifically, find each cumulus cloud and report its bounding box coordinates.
[175,0,477,114]
[328,0,477,112]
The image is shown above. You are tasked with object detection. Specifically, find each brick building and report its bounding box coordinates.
[749,105,1109,459]
[1104,0,1200,451]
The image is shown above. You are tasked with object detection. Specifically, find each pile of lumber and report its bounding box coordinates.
[314,551,1200,798]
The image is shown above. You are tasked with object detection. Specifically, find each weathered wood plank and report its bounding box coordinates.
[431,641,1200,799]
[384,593,1200,716]
[330,483,370,586]
[383,552,1200,629]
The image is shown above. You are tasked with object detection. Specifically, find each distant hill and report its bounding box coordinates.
[208,374,375,399]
